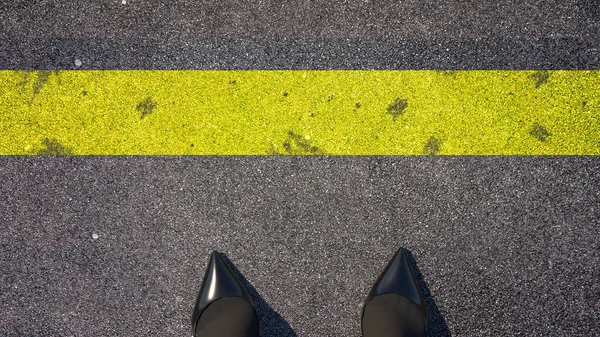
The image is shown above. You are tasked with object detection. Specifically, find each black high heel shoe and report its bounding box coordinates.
[362,248,429,337]
[191,251,259,337]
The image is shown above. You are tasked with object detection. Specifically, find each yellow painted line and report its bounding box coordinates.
[0,70,598,155]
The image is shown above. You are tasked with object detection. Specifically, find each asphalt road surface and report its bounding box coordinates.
[1,1,599,336]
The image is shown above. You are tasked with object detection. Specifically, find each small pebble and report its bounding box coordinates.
[74,59,82,67]
[92,233,99,240]
[122,0,126,4]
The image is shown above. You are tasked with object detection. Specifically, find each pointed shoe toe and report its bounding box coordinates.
[362,248,429,336]
[191,251,259,337]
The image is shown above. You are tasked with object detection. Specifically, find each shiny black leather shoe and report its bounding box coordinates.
[362,248,429,337]
[191,251,259,337]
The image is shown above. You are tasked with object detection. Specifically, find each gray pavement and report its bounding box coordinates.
[1,1,600,336]
[0,157,598,336]
[1,0,599,69]
[2,37,599,69]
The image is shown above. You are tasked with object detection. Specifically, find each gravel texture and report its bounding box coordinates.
[1,1,599,336]
[0,157,598,336]
[1,0,599,69]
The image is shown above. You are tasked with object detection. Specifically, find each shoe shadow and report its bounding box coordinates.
[406,250,452,337]
[221,254,298,337]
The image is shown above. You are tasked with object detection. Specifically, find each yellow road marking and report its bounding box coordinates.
[0,70,598,155]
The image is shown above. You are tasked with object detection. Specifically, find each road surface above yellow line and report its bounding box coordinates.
[0,70,598,155]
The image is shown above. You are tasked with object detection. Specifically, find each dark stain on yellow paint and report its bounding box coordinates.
[282,140,292,152]
[272,131,323,155]
[387,98,408,121]
[424,136,441,155]
[16,72,29,90]
[288,131,322,154]
[37,138,73,155]
[327,95,334,102]
[17,70,59,102]
[530,123,551,141]
[440,70,458,77]
[283,92,289,97]
[137,97,157,119]
[33,71,55,95]
[532,70,550,88]
[355,102,361,109]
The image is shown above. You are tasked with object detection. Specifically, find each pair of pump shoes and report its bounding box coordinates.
[191,248,429,337]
